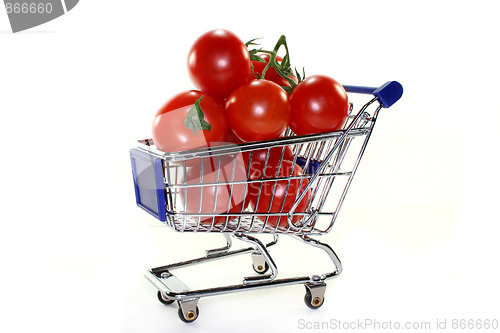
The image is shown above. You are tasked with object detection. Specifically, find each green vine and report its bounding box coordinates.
[246,35,305,92]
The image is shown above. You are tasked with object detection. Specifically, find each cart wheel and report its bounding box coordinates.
[178,306,199,323]
[252,262,269,274]
[157,291,175,305]
[304,290,324,309]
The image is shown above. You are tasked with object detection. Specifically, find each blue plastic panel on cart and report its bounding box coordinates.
[130,148,167,221]
[296,157,321,175]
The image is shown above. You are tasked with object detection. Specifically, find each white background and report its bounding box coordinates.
[1,0,499,332]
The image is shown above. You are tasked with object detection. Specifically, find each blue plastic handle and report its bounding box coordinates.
[343,81,403,108]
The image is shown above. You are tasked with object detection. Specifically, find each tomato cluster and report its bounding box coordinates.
[151,29,350,229]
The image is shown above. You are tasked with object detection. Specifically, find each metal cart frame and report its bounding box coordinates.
[130,81,403,322]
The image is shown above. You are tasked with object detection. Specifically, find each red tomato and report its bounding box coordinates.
[225,79,291,142]
[187,29,252,100]
[248,161,311,228]
[225,128,295,179]
[152,90,227,153]
[289,75,349,136]
[225,129,245,145]
[181,154,248,226]
[245,146,295,179]
[252,53,297,88]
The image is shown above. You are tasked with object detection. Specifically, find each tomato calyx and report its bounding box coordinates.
[246,35,305,93]
[184,96,211,135]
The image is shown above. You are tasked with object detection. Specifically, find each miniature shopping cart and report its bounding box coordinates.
[130,81,403,322]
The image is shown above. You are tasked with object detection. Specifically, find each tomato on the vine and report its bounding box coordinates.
[152,90,227,153]
[247,161,311,228]
[187,29,252,100]
[252,53,297,88]
[289,75,349,136]
[225,79,291,142]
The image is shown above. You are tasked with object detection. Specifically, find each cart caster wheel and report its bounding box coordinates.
[178,306,199,323]
[253,262,269,274]
[157,291,175,305]
[304,290,324,309]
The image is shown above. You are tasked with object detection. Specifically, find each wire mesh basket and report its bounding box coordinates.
[130,81,403,323]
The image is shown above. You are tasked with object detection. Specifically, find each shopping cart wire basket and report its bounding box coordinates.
[130,81,403,322]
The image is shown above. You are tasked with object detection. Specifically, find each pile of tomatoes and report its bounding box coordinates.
[151,29,349,229]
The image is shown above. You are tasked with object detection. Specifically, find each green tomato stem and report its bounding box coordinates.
[184,96,211,136]
[247,35,302,91]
